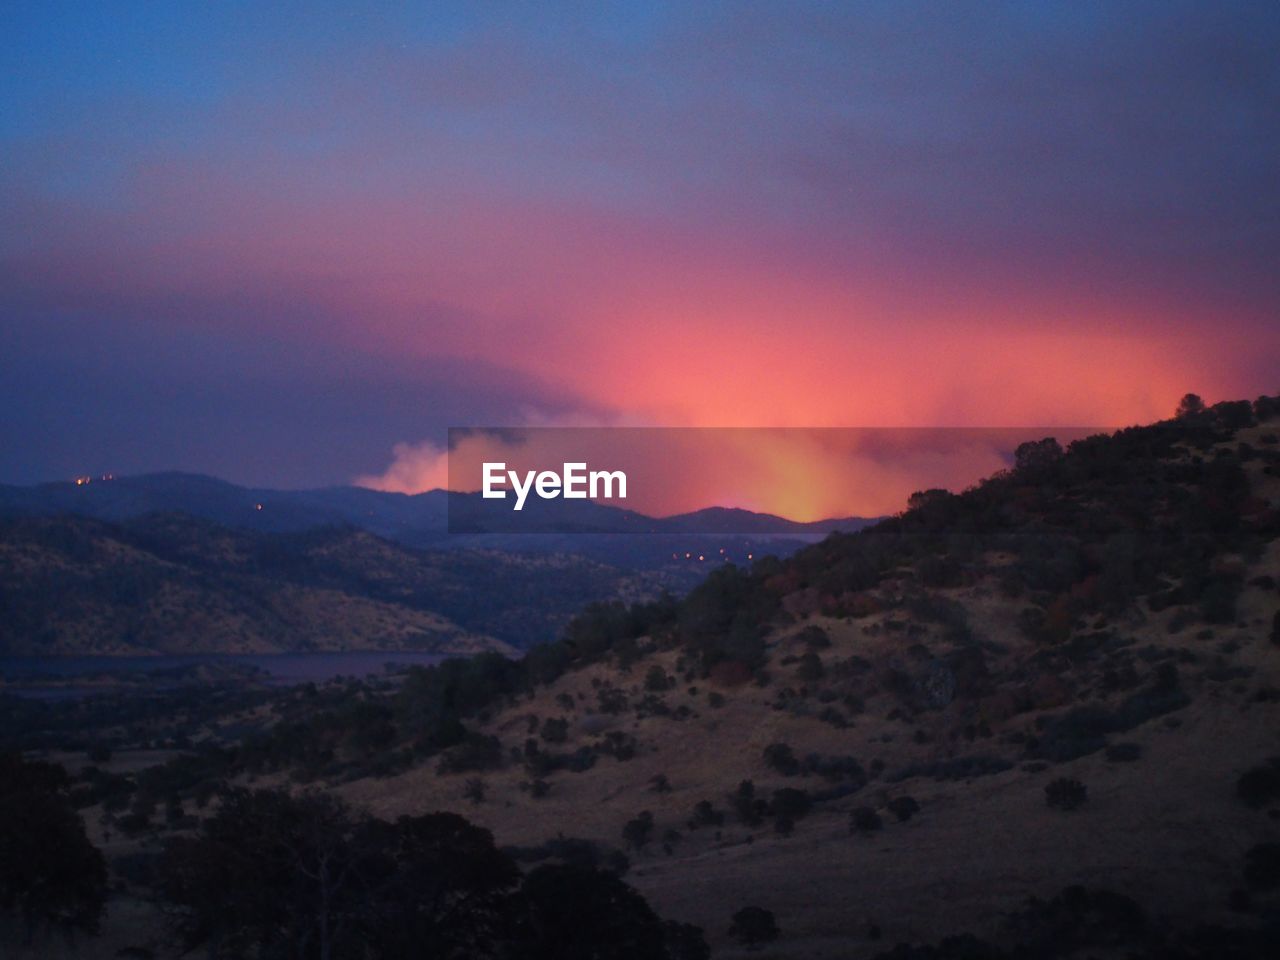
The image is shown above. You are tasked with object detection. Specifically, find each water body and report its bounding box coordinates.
[0,651,455,699]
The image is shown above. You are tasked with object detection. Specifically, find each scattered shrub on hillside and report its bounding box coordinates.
[850,807,882,833]
[1237,758,1280,808]
[463,778,486,805]
[1045,778,1088,810]
[707,691,726,709]
[622,811,655,851]
[644,665,672,692]
[597,731,638,762]
[887,796,920,822]
[798,625,831,650]
[688,800,724,829]
[540,717,569,744]
[796,652,825,682]
[729,906,779,948]
[436,733,503,774]
[769,788,812,823]
[731,781,767,827]
[649,774,671,794]
[763,743,801,776]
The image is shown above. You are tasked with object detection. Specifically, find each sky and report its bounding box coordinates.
[2,2,1278,506]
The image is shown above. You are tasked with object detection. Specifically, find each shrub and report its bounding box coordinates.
[797,625,831,650]
[729,906,779,948]
[1045,778,1088,810]
[707,692,726,709]
[796,652,825,682]
[644,665,671,692]
[463,778,486,805]
[769,788,812,822]
[731,781,767,826]
[1237,758,1280,808]
[540,717,569,744]
[689,800,724,829]
[436,733,503,774]
[649,774,671,794]
[622,811,655,850]
[763,743,801,776]
[887,796,920,822]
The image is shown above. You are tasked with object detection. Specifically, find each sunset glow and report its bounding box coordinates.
[2,4,1276,513]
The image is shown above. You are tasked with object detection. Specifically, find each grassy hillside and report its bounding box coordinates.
[325,398,1280,956]
[8,397,1280,958]
[0,514,681,655]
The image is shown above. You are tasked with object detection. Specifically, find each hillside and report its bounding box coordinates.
[8,397,1280,959]
[325,398,1280,957]
[0,514,686,655]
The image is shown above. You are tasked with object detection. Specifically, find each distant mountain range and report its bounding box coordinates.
[0,474,876,656]
[0,472,874,553]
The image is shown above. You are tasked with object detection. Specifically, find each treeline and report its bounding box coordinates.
[0,753,708,959]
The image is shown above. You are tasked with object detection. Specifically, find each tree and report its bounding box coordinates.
[1176,393,1206,419]
[729,906,779,948]
[622,811,655,850]
[0,754,107,944]
[160,789,524,960]
[644,665,670,692]
[1014,437,1064,477]
[159,788,372,960]
[365,812,520,960]
[887,796,920,822]
[1045,778,1088,811]
[517,863,682,959]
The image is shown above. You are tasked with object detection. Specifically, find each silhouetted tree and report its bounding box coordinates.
[1177,393,1206,419]
[729,906,779,948]
[518,863,682,959]
[0,754,107,944]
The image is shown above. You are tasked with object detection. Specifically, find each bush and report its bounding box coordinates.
[622,811,655,850]
[797,625,831,650]
[729,906,779,948]
[887,796,920,822]
[463,778,486,805]
[763,743,801,776]
[850,807,882,833]
[644,665,671,692]
[540,717,569,744]
[436,733,503,774]
[795,652,825,682]
[769,788,812,822]
[1045,778,1088,810]
[689,800,723,829]
[1237,758,1280,808]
